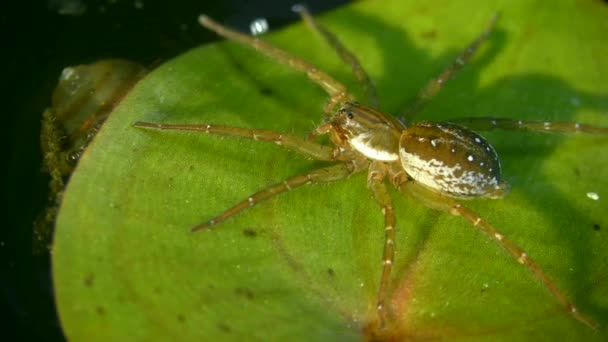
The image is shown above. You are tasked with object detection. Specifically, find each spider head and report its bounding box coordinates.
[331,102,404,161]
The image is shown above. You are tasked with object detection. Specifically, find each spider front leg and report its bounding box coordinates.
[400,181,599,330]
[293,4,379,108]
[400,13,499,120]
[448,117,608,134]
[367,161,397,328]
[133,121,352,161]
[198,15,353,116]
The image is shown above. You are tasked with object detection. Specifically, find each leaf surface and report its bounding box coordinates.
[54,0,608,340]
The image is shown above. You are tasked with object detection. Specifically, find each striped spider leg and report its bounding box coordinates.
[396,180,600,330]
[198,14,352,117]
[134,10,605,332]
[293,4,379,108]
[449,117,608,134]
[399,13,500,121]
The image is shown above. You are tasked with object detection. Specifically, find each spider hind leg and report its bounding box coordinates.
[399,181,599,330]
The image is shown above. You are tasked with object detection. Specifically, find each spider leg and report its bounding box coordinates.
[400,13,499,120]
[191,161,367,231]
[367,161,397,328]
[293,5,379,108]
[400,181,599,330]
[448,117,608,134]
[198,15,353,116]
[132,121,358,161]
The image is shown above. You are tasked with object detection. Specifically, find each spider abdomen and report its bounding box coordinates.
[399,121,507,199]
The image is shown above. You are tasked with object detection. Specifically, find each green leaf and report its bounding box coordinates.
[53,0,608,340]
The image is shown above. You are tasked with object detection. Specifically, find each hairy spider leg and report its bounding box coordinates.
[191,162,365,231]
[132,121,349,161]
[400,181,599,330]
[401,14,499,120]
[448,117,608,134]
[367,161,397,328]
[293,4,379,108]
[198,15,353,116]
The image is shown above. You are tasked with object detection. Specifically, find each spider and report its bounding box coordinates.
[134,6,606,330]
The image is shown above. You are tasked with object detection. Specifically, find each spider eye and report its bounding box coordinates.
[346,112,354,119]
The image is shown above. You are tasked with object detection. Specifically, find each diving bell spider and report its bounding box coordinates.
[134,6,606,330]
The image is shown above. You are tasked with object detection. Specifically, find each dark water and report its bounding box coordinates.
[1,1,349,340]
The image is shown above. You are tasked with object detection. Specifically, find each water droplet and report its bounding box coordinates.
[250,18,269,35]
[586,192,599,201]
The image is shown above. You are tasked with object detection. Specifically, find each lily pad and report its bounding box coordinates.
[53,0,608,340]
